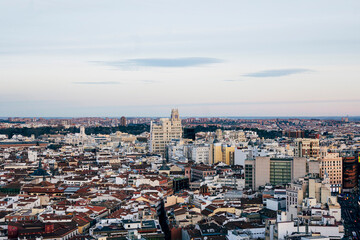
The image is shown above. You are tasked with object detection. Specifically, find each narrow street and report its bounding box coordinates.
[339,193,360,239]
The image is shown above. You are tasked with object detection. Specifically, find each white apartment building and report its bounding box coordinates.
[202,175,245,190]
[192,144,210,164]
[234,146,269,166]
[272,221,344,240]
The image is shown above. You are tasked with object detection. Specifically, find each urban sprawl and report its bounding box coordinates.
[0,110,359,240]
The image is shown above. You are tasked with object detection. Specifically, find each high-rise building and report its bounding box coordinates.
[80,126,86,136]
[342,156,358,192]
[150,109,182,156]
[320,152,343,193]
[245,157,307,190]
[245,159,255,189]
[222,144,235,165]
[183,128,196,140]
[294,138,320,159]
[120,116,127,126]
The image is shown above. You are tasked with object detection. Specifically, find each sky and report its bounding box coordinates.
[0,0,359,117]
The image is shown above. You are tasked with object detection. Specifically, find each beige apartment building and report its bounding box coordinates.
[294,138,320,159]
[320,152,343,193]
[150,109,182,156]
[286,176,331,212]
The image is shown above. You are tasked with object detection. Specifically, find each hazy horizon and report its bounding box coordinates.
[1,115,360,120]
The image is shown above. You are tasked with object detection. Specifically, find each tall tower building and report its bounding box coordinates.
[342,156,358,192]
[120,116,127,126]
[171,109,179,120]
[150,109,182,156]
[320,152,343,193]
[80,126,86,136]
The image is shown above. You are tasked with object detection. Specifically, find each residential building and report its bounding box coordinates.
[294,138,320,159]
[210,143,235,165]
[320,153,343,193]
[191,144,210,164]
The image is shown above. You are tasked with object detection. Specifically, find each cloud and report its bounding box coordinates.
[222,79,245,82]
[93,57,223,68]
[244,68,312,77]
[73,81,121,85]
[73,80,159,85]
[137,80,158,84]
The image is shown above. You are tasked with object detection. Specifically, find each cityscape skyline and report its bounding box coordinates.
[1,115,360,119]
[1,109,358,239]
[1,1,360,239]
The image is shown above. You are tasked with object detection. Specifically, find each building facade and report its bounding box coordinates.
[210,143,235,165]
[320,153,343,193]
[294,138,320,159]
[245,157,307,190]
[342,156,358,192]
[150,109,182,156]
[192,144,210,164]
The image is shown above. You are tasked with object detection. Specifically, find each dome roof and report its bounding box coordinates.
[30,159,50,177]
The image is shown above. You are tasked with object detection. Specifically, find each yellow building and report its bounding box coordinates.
[73,216,91,234]
[222,145,235,165]
[210,143,235,165]
[212,143,222,164]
